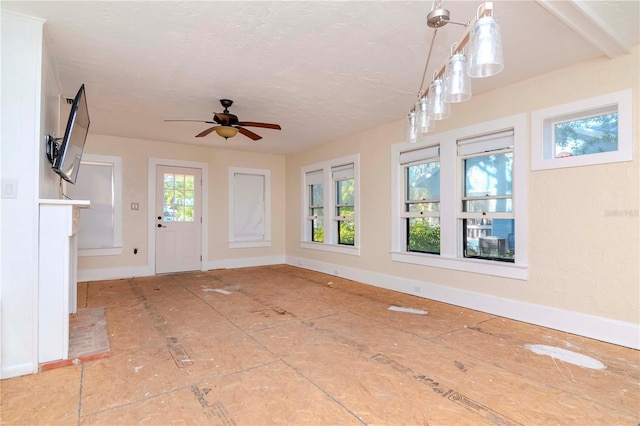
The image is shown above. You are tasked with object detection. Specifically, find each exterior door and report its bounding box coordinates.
[155,165,202,274]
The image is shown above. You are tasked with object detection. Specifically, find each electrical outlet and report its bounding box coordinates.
[134,248,138,254]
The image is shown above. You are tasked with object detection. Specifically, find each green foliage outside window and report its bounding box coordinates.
[163,174,195,222]
[554,113,618,157]
[337,179,355,245]
[408,218,440,254]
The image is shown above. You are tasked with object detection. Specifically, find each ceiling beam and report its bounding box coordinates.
[536,0,630,58]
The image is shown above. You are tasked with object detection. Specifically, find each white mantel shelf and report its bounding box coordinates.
[38,199,90,363]
[39,198,91,206]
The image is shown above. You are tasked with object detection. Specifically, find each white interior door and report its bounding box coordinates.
[155,165,202,274]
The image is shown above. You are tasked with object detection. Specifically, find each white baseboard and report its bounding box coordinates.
[206,255,286,270]
[1,362,37,379]
[78,265,154,282]
[78,256,287,282]
[286,256,640,350]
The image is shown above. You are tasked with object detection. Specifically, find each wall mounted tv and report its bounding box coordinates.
[46,84,90,184]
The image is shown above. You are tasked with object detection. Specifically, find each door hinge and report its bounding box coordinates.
[200,255,202,261]
[200,217,202,223]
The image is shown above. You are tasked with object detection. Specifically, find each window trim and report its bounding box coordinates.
[531,89,632,171]
[301,154,360,256]
[70,154,123,257]
[391,114,528,280]
[228,167,271,248]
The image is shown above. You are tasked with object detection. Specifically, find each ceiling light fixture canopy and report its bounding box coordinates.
[407,1,504,143]
[214,126,239,139]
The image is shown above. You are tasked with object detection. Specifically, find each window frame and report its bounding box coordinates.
[332,164,355,246]
[391,114,528,280]
[458,133,515,262]
[531,89,632,171]
[301,154,360,255]
[228,167,271,248]
[66,154,123,256]
[401,146,441,255]
[306,169,325,243]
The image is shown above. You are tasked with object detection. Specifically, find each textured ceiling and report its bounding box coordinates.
[2,1,638,154]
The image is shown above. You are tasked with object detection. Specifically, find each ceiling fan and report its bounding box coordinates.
[165,99,281,141]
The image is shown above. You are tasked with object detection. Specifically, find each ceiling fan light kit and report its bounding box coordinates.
[214,126,239,139]
[407,0,504,144]
[165,98,281,141]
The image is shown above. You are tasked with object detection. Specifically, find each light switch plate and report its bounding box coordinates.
[1,179,18,199]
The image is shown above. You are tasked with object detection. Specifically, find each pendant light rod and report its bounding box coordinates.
[411,1,496,112]
[417,28,440,99]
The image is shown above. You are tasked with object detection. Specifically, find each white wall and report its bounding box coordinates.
[1,10,62,379]
[1,11,44,378]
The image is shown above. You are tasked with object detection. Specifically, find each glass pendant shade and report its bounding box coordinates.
[406,111,418,143]
[417,96,433,134]
[468,16,504,78]
[427,78,451,120]
[444,52,472,103]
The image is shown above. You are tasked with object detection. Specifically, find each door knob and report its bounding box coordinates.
[157,223,165,228]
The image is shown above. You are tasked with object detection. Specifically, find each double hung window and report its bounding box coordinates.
[401,146,440,254]
[391,114,527,280]
[333,164,355,246]
[306,170,324,242]
[458,131,514,262]
[301,154,359,255]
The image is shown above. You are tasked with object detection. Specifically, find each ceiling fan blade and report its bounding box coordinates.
[214,112,238,126]
[195,126,219,138]
[238,121,281,130]
[237,127,262,141]
[165,119,216,123]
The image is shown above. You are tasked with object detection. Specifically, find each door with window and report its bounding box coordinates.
[155,165,202,274]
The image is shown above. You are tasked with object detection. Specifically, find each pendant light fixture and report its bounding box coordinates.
[444,44,472,103]
[406,1,504,143]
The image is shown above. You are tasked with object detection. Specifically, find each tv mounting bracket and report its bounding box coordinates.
[45,134,62,165]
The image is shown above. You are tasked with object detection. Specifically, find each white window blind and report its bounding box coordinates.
[457,130,514,156]
[233,173,265,241]
[331,163,354,180]
[65,156,122,256]
[306,170,323,185]
[400,146,440,164]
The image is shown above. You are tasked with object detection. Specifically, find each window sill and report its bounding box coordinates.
[391,251,528,280]
[301,241,360,256]
[79,247,123,257]
[229,240,272,249]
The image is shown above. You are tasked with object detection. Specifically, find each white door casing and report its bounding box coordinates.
[155,165,202,274]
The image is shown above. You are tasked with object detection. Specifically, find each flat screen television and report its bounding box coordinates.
[51,84,90,184]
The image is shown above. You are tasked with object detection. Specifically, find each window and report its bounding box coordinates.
[306,170,324,242]
[228,168,271,248]
[391,114,527,280]
[301,154,360,255]
[333,164,355,246]
[401,146,440,254]
[458,131,514,262]
[65,154,122,256]
[162,172,195,222]
[531,89,632,170]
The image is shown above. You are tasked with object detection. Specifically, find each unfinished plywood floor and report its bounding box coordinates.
[1,265,638,425]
